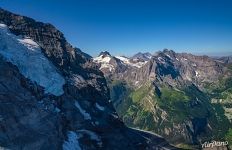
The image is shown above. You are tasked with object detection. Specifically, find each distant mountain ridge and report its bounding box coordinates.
[215,55,232,64]
[93,51,149,76]
[131,52,152,61]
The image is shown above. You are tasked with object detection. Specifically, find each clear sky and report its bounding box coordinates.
[0,0,232,57]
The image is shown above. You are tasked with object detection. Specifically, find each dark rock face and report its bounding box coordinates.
[131,52,152,61]
[215,56,232,64]
[0,8,176,150]
[0,56,62,149]
[99,51,111,57]
[120,49,228,89]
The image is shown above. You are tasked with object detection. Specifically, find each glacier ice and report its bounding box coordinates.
[0,23,65,96]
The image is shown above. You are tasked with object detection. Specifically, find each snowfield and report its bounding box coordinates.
[93,55,111,63]
[93,55,115,71]
[0,23,65,96]
[116,56,147,68]
[93,54,148,73]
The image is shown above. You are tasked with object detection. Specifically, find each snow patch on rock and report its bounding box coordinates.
[100,63,114,71]
[158,57,165,63]
[192,63,197,67]
[18,38,39,50]
[70,74,86,86]
[77,130,102,147]
[63,131,82,150]
[0,23,7,28]
[165,54,171,59]
[182,58,188,61]
[0,24,65,96]
[116,56,147,68]
[195,71,200,77]
[75,101,91,120]
[93,55,111,63]
[115,56,130,63]
[135,81,139,85]
[95,103,105,111]
[93,55,115,71]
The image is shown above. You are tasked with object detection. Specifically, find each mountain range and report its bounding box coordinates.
[93,49,232,149]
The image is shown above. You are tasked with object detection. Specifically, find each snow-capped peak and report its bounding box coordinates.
[93,53,114,71]
[115,56,130,64]
[93,55,111,63]
[99,51,111,57]
[116,55,147,68]
[93,51,150,74]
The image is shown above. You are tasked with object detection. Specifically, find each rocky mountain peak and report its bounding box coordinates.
[163,48,175,54]
[131,52,152,61]
[153,49,177,61]
[99,51,111,57]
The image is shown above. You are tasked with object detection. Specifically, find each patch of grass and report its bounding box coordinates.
[227,64,232,71]
[204,77,232,101]
[176,143,196,150]
[212,77,232,94]
[225,128,232,146]
[133,108,156,130]
[130,84,151,103]
[153,87,191,122]
[208,104,231,139]
[119,97,157,130]
[160,87,190,104]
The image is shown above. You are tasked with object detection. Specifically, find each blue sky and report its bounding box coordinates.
[0,0,232,57]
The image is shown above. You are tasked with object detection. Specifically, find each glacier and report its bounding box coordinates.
[0,23,65,96]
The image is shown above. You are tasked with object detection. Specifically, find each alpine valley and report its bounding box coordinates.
[93,50,232,149]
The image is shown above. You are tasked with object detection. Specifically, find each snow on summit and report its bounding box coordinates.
[0,23,65,96]
[93,54,115,71]
[93,55,111,63]
[116,56,147,68]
